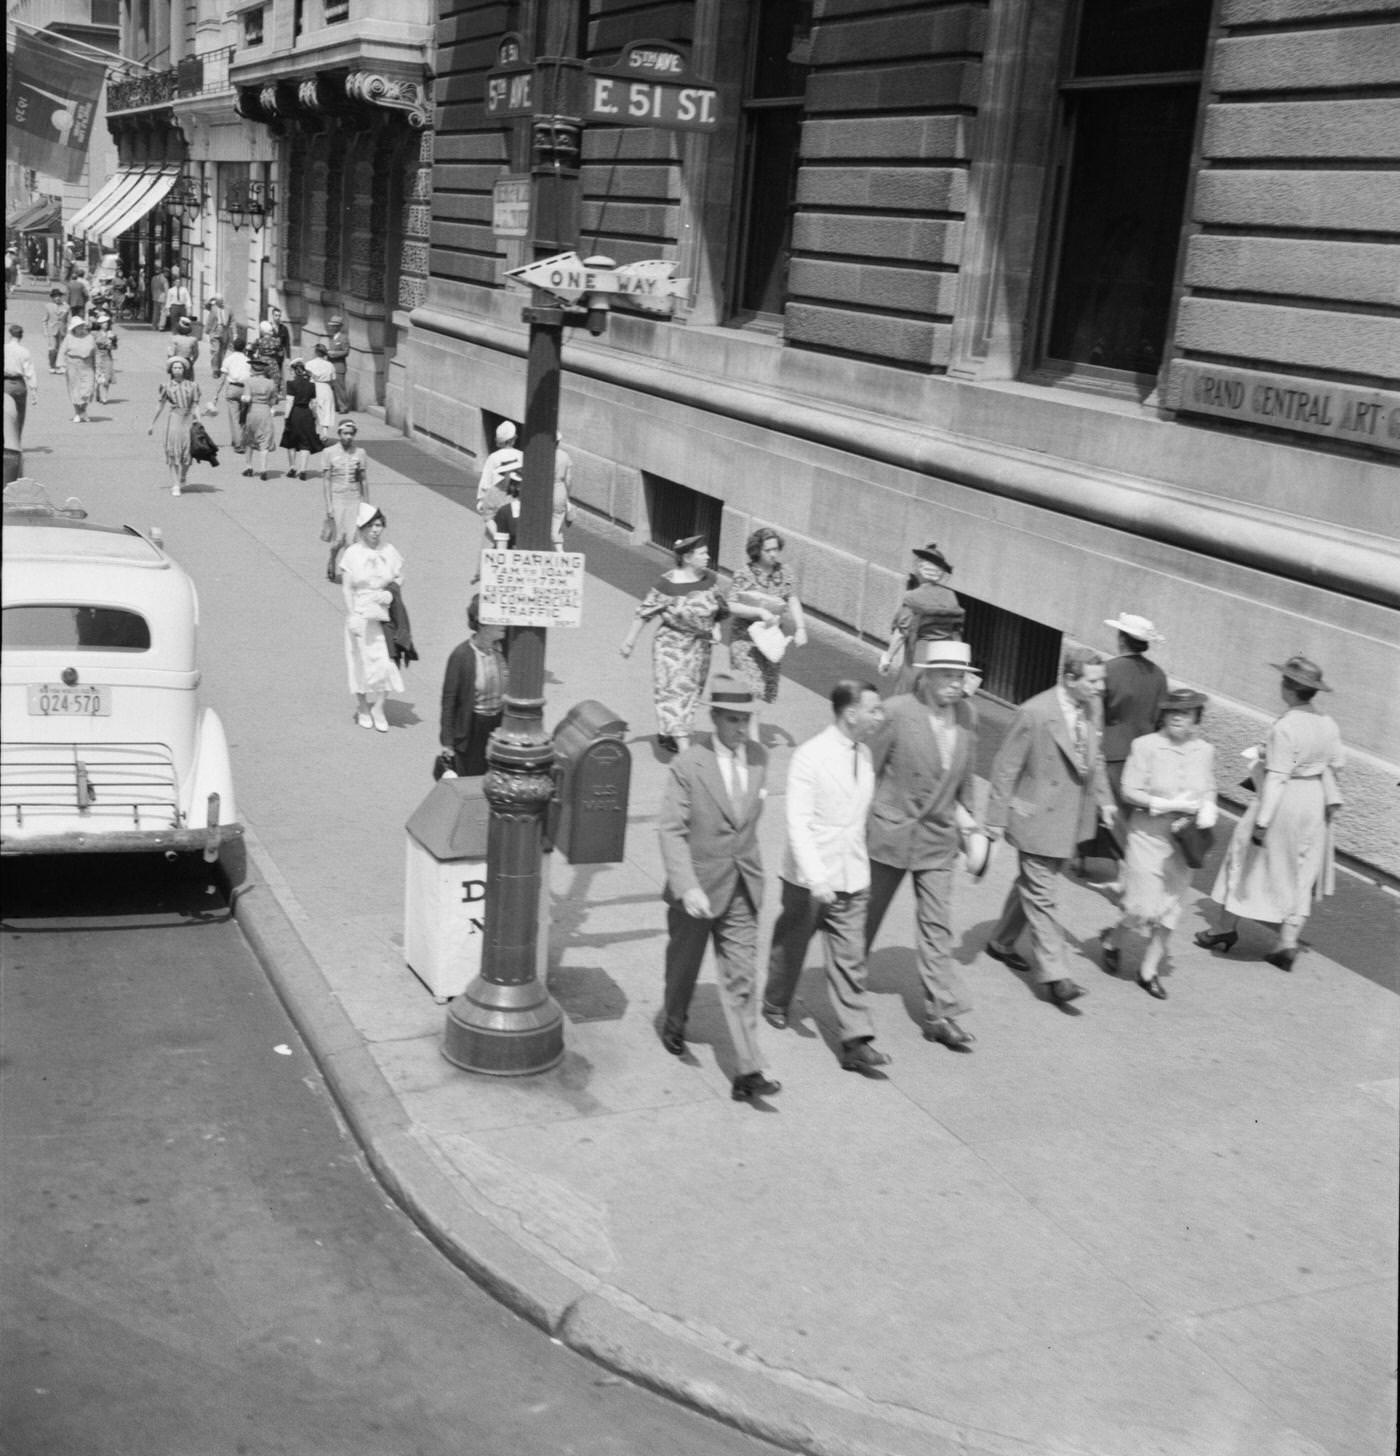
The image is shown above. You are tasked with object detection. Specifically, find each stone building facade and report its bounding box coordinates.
[399,0,1399,873]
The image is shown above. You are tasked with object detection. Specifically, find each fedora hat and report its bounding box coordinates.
[910,639,976,672]
[702,672,758,714]
[911,542,952,572]
[1269,654,1332,692]
[1104,612,1163,643]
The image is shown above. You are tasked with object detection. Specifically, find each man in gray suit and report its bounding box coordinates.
[985,646,1117,1005]
[658,673,781,1102]
[865,640,981,1051]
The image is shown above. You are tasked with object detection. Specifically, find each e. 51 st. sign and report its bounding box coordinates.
[583,39,721,133]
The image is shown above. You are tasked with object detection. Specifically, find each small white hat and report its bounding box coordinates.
[1104,613,1163,643]
[494,421,517,447]
[355,502,382,529]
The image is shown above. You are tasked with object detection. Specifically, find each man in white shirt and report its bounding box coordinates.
[762,680,891,1074]
[212,337,252,452]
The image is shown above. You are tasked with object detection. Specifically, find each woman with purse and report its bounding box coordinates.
[726,529,808,726]
[878,543,966,694]
[618,533,728,755]
[1100,689,1216,998]
[1194,656,1344,971]
[339,503,404,733]
[279,359,322,478]
[322,419,369,581]
[147,356,201,495]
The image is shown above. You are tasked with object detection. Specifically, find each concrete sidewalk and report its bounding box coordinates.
[7,293,1397,1456]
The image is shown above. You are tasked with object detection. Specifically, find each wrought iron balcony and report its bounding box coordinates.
[107,46,238,114]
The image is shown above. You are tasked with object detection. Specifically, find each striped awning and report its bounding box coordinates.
[6,197,62,233]
[67,166,180,246]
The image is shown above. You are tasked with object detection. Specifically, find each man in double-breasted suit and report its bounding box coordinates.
[865,641,981,1050]
[657,674,781,1102]
[985,646,1117,1004]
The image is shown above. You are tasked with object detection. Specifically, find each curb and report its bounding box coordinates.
[228,843,1030,1456]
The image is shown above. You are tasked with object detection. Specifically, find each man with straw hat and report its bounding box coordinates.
[864,639,983,1052]
[657,673,782,1103]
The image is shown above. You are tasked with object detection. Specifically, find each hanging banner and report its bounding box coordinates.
[6,29,108,185]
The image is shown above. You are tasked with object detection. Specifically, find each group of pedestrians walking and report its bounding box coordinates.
[644,566,1346,1103]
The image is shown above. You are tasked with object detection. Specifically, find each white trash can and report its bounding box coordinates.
[404,779,491,1002]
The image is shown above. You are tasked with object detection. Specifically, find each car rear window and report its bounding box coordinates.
[2,605,152,651]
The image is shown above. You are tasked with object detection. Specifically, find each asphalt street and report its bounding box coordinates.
[0,856,779,1456]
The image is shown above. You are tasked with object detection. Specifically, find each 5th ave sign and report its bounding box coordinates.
[584,40,721,132]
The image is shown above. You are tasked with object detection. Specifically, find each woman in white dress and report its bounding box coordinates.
[338,503,403,733]
[1100,689,1216,998]
[305,343,337,441]
[1195,655,1344,971]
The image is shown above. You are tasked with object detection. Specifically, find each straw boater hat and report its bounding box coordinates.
[909,640,976,672]
[1104,612,1163,643]
[702,673,758,714]
[1269,654,1332,692]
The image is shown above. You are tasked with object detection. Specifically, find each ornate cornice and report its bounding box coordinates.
[344,71,431,129]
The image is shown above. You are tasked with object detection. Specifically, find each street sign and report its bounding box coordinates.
[492,175,530,238]
[485,32,534,118]
[584,40,721,133]
[480,550,585,628]
[506,251,690,305]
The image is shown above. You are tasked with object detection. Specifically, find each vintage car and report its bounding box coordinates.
[0,481,241,860]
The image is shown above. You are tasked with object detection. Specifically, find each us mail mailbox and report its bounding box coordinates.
[551,700,630,864]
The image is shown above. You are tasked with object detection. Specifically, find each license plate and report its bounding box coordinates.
[28,684,112,717]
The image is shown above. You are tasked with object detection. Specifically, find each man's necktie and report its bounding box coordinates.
[1074,712,1087,771]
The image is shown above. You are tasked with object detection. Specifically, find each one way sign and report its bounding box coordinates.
[507,252,690,306]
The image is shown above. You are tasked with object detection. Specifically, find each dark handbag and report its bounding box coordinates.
[432,750,455,781]
[1170,818,1215,869]
[189,418,219,466]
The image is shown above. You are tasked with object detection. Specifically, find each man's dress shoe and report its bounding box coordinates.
[1047,979,1086,1005]
[839,1039,892,1074]
[731,1072,781,1101]
[985,941,1031,974]
[923,1018,975,1051]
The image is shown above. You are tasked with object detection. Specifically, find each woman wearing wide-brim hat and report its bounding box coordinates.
[878,542,966,694]
[1195,655,1345,971]
[1100,688,1217,998]
[619,532,729,755]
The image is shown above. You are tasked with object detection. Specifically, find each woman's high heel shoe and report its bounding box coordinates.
[1193,929,1238,954]
[1264,948,1297,972]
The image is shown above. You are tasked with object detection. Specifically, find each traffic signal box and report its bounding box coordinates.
[550,700,630,864]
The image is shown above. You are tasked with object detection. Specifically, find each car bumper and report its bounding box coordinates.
[1,823,244,856]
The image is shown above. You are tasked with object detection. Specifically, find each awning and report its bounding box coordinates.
[6,198,61,233]
[68,165,180,246]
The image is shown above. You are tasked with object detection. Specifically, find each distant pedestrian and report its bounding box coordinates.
[90,310,118,403]
[250,321,285,399]
[167,316,200,370]
[726,528,808,722]
[473,423,522,579]
[762,680,892,1074]
[211,335,251,452]
[165,272,192,332]
[325,314,350,411]
[1195,655,1345,972]
[864,640,982,1051]
[151,266,169,328]
[438,595,507,777]
[61,318,97,423]
[1100,690,1217,999]
[306,343,337,439]
[65,266,90,320]
[204,295,231,376]
[619,533,728,756]
[321,419,368,581]
[657,674,781,1103]
[339,503,404,733]
[878,543,966,693]
[43,289,70,372]
[239,358,278,480]
[1101,612,1169,805]
[551,432,574,550]
[491,475,524,550]
[984,646,1117,1007]
[4,324,39,438]
[269,306,292,367]
[279,359,322,478]
[4,247,18,298]
[148,357,201,496]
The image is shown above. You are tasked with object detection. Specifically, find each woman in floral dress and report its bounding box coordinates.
[90,309,118,403]
[619,533,728,755]
[147,357,201,495]
[61,318,97,423]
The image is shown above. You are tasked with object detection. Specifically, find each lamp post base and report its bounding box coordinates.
[442,975,565,1076]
